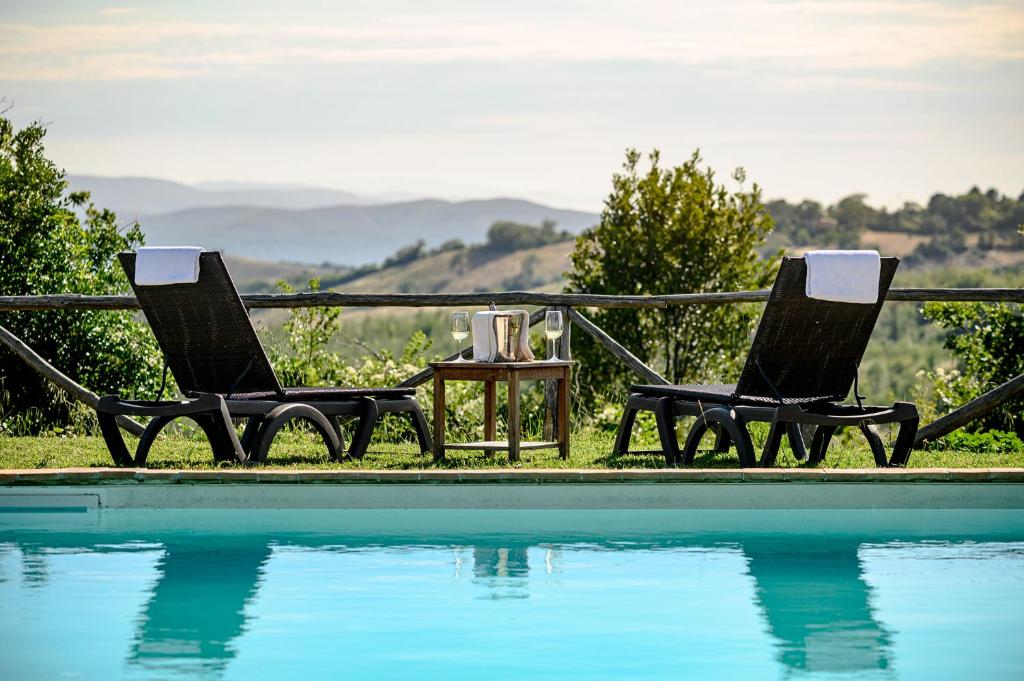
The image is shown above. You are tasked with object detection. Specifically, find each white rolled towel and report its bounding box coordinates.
[804,250,881,304]
[472,310,535,362]
[134,247,205,285]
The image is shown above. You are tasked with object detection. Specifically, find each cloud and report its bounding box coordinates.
[0,1,1021,81]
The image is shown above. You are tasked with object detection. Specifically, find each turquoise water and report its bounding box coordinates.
[1,509,1023,680]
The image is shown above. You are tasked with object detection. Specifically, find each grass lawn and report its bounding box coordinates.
[0,429,1020,469]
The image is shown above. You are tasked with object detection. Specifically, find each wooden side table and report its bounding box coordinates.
[431,361,572,462]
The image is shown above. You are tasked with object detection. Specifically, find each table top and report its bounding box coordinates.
[430,360,573,369]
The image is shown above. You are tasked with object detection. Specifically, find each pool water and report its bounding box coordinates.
[1,509,1023,680]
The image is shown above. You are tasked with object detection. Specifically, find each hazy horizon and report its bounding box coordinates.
[2,0,1022,211]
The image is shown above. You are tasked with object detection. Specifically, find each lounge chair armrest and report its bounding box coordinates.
[96,393,225,417]
[774,402,917,425]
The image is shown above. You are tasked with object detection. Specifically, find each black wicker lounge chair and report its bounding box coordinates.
[96,251,432,466]
[613,256,918,468]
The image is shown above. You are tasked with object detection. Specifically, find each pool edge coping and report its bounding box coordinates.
[1,467,1024,485]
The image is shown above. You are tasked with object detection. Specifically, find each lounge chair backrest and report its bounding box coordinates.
[120,252,284,397]
[733,256,898,403]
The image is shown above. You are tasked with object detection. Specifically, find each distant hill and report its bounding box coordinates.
[135,199,598,265]
[68,175,599,265]
[68,175,394,215]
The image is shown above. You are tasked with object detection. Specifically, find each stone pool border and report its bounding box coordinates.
[1,468,1022,510]
[1,467,1024,484]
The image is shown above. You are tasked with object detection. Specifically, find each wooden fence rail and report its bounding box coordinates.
[2,287,1023,312]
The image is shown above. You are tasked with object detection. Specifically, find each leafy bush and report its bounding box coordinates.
[927,429,1024,455]
[921,301,1024,435]
[0,115,163,433]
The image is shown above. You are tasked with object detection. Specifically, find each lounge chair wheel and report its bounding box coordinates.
[249,403,342,463]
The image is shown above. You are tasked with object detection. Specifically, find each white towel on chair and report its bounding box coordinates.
[471,310,535,362]
[135,247,205,285]
[804,250,881,304]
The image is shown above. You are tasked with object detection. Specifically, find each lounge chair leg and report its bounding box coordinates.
[889,409,919,467]
[682,416,711,466]
[408,403,434,454]
[858,423,888,467]
[786,423,809,462]
[712,423,732,453]
[685,407,756,467]
[809,425,838,465]
[327,416,345,445]
[349,398,379,460]
[191,408,247,464]
[96,397,134,467]
[613,403,639,456]
[888,403,921,466]
[654,397,681,466]
[134,415,176,466]
[239,416,266,456]
[250,403,341,463]
[760,418,786,467]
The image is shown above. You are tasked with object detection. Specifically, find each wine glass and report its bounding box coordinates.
[451,311,470,362]
[545,310,563,361]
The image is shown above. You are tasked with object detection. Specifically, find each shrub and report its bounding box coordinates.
[927,429,1024,455]
[0,115,163,432]
[921,301,1024,435]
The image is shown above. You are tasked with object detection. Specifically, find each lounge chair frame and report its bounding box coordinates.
[96,252,432,466]
[613,257,919,467]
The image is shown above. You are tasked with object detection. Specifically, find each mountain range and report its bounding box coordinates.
[69,175,599,265]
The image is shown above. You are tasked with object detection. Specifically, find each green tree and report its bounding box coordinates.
[0,115,163,432]
[921,302,1024,435]
[485,219,569,251]
[566,149,779,403]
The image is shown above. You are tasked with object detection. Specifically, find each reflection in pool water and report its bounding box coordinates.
[129,542,271,678]
[1,509,1022,680]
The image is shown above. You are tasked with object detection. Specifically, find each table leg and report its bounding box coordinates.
[433,374,446,461]
[558,368,570,459]
[484,380,497,442]
[507,373,521,462]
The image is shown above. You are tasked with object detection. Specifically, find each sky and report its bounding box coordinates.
[1,0,1022,211]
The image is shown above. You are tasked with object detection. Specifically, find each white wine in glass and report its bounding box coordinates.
[545,310,564,361]
[451,311,470,362]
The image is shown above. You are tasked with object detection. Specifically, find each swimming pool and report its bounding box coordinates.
[2,509,1022,680]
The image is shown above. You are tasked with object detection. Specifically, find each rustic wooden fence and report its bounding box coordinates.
[2,287,1023,448]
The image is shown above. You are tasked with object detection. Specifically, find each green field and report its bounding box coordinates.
[1,431,1020,470]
